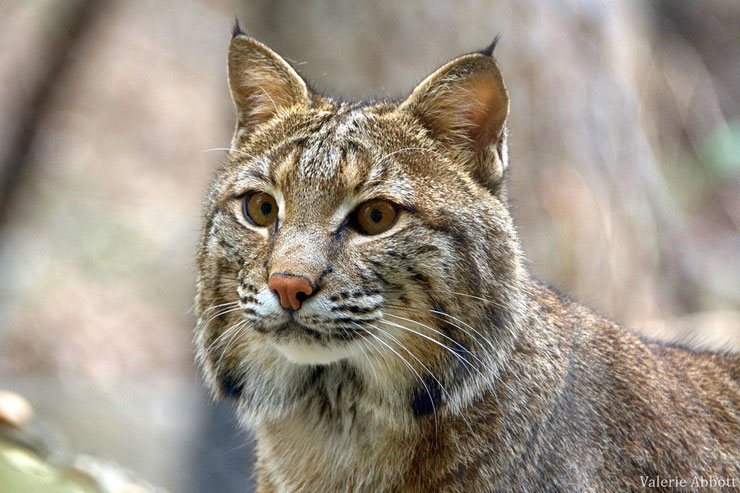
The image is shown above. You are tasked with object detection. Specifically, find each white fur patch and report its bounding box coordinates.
[334,110,366,137]
[252,286,291,323]
[272,340,352,365]
[329,196,358,230]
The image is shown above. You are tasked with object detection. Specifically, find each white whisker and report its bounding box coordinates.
[203,147,260,160]
[217,319,252,370]
[383,302,497,359]
[205,315,247,354]
[372,146,444,169]
[200,306,244,332]
[381,313,487,379]
[352,322,439,440]
[200,300,240,316]
[348,329,378,383]
[368,321,474,434]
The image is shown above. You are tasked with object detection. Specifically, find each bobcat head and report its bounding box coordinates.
[194,29,528,427]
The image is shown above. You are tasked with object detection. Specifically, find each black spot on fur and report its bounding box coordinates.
[439,322,455,339]
[318,265,334,285]
[220,372,244,398]
[486,304,513,332]
[386,250,407,260]
[409,268,429,285]
[371,270,400,291]
[334,217,350,241]
[219,239,244,261]
[346,140,361,152]
[430,299,474,356]
[203,206,220,243]
[247,169,267,181]
[331,304,374,314]
[444,326,474,358]
[411,376,444,417]
[414,244,439,255]
[429,221,468,249]
[303,366,325,395]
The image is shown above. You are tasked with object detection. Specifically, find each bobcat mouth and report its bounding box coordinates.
[269,321,361,365]
[273,321,325,340]
[269,320,363,343]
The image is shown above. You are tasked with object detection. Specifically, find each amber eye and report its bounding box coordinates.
[353,199,398,235]
[243,192,278,226]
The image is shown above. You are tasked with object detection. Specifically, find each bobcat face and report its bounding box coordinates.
[195,33,524,422]
[226,108,421,364]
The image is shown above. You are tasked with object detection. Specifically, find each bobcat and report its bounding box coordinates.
[194,24,740,492]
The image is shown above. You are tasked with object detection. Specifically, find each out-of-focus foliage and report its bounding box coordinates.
[0,1,737,492]
[0,436,101,493]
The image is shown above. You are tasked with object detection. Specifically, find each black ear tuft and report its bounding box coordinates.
[479,34,501,57]
[232,18,246,38]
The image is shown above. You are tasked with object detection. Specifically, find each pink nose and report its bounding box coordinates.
[268,274,314,310]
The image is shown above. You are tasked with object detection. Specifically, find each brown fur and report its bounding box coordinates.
[194,32,740,492]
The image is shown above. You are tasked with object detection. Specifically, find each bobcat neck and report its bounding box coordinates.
[248,281,562,492]
[247,278,536,492]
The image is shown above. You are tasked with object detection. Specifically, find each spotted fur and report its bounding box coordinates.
[194,32,740,492]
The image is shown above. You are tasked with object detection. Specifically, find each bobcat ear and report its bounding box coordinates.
[399,50,510,189]
[228,32,309,142]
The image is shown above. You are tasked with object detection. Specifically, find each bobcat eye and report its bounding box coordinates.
[243,192,278,226]
[353,199,398,235]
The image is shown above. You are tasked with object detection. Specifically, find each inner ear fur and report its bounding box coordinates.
[228,35,309,141]
[399,54,510,190]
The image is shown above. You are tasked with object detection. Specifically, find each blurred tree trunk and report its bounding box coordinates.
[0,0,106,227]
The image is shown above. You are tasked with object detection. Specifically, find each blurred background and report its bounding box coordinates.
[0,0,738,491]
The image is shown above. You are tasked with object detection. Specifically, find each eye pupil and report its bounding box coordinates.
[370,208,382,223]
[261,202,272,216]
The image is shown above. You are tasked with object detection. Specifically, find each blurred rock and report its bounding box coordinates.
[0,391,33,429]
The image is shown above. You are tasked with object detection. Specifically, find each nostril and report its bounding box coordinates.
[295,291,309,303]
[269,286,286,306]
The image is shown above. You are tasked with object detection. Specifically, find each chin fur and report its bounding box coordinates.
[271,339,353,365]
